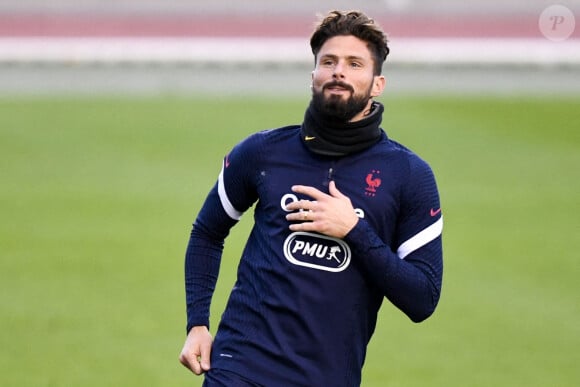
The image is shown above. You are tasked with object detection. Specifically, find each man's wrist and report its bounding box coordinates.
[186,320,209,333]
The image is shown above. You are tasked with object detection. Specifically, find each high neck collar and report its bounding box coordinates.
[300,101,385,156]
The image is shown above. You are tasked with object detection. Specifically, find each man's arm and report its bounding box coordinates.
[184,188,237,332]
[344,219,442,322]
[180,186,237,374]
[180,133,261,374]
[285,180,443,322]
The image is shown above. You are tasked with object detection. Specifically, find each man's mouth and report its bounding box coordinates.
[324,82,353,94]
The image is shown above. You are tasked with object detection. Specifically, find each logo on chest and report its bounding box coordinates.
[365,169,382,197]
[283,232,351,272]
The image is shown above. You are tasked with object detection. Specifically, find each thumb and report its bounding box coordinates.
[329,180,344,198]
[199,341,212,371]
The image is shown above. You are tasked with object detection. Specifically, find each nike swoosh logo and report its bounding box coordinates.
[304,136,316,141]
[430,208,441,217]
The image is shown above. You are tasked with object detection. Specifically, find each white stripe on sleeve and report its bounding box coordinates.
[397,217,443,259]
[218,165,243,220]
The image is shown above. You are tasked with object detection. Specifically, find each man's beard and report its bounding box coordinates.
[312,81,372,122]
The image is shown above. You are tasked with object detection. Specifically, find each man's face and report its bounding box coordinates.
[311,35,386,122]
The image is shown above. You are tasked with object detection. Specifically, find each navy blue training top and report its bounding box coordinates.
[185,125,443,386]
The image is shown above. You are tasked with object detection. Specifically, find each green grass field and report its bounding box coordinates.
[1,94,579,386]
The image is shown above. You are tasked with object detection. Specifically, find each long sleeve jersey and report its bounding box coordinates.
[185,125,443,386]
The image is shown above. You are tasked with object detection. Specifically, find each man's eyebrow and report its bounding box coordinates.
[346,55,366,61]
[319,54,366,61]
[319,54,338,60]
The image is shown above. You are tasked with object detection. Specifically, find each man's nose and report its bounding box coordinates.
[333,61,346,79]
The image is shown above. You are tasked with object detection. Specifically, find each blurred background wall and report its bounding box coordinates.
[0,0,578,96]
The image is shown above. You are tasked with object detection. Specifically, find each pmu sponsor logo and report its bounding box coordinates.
[283,232,351,272]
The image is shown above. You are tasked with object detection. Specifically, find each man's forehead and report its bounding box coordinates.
[317,35,373,59]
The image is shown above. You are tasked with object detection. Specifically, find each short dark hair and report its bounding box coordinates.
[310,10,390,75]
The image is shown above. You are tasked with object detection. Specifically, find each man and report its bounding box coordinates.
[179,10,443,386]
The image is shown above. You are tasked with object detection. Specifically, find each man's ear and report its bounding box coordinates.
[370,75,386,97]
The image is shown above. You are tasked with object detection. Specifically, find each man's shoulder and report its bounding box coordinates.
[240,125,301,149]
[375,136,435,177]
[255,125,301,140]
[382,137,415,157]
[376,136,424,161]
[231,125,301,162]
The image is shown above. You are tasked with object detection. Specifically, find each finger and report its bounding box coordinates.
[179,351,202,375]
[289,221,317,232]
[190,357,203,375]
[328,181,345,198]
[199,341,212,372]
[291,185,328,200]
[178,352,190,370]
[286,209,313,222]
[285,199,314,212]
